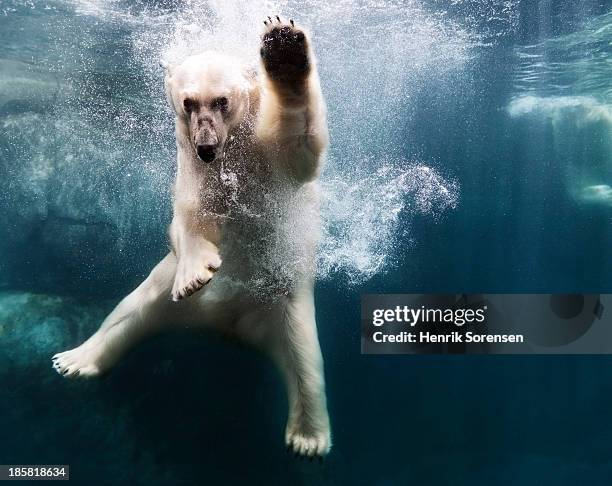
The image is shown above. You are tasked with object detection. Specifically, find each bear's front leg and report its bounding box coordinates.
[170,208,222,301]
[257,16,328,183]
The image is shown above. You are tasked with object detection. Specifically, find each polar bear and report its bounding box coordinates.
[52,17,331,457]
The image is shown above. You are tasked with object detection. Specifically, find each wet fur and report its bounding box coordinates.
[53,17,331,458]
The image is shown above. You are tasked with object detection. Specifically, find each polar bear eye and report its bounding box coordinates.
[183,98,198,113]
[211,96,228,112]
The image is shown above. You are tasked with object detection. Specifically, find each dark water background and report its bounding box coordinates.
[1,0,611,484]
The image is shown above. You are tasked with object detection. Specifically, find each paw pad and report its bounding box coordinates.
[260,16,310,82]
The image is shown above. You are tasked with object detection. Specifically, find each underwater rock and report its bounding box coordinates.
[0,291,107,374]
[579,185,612,206]
[0,59,62,114]
[0,106,172,295]
[507,95,612,125]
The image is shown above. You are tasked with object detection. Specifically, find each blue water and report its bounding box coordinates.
[1,0,611,484]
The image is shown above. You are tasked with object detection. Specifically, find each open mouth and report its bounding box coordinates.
[197,145,216,162]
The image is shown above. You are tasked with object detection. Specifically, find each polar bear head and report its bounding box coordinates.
[164,52,254,163]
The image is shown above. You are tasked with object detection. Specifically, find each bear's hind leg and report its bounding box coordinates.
[274,284,331,457]
[52,253,178,378]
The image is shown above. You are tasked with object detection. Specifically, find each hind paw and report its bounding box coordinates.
[285,419,331,459]
[52,345,102,379]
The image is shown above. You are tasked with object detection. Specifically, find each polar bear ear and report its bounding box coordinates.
[243,65,259,93]
[160,59,175,77]
[243,65,258,83]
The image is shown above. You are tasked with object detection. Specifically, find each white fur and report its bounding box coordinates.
[53,19,331,457]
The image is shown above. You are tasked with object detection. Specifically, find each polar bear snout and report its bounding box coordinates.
[189,111,225,163]
[196,143,217,163]
[192,120,221,162]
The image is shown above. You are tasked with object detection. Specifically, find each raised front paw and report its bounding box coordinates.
[261,16,310,85]
[172,248,221,301]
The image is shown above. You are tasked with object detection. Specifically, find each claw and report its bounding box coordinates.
[276,15,280,22]
[290,19,294,26]
[268,16,272,22]
[264,20,267,25]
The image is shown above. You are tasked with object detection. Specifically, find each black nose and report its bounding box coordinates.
[196,144,216,162]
